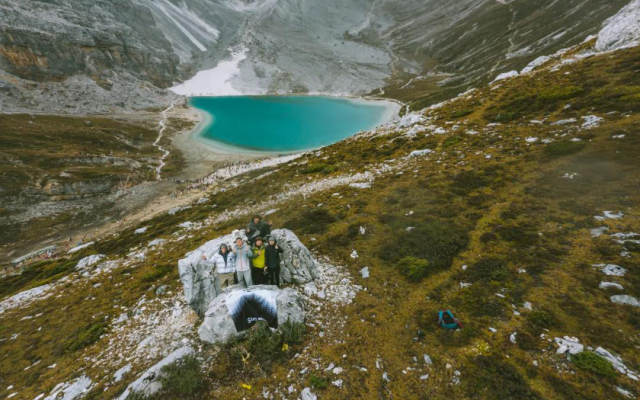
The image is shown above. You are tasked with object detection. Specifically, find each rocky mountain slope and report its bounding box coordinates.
[0,0,632,112]
[1,26,640,399]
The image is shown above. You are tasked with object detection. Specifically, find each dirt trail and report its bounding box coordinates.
[1,105,249,273]
[64,184,214,250]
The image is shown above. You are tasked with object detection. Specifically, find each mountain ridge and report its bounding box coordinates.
[0,0,633,113]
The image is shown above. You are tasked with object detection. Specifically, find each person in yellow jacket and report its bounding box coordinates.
[250,237,267,285]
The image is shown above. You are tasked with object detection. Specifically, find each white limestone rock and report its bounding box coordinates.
[595,347,639,380]
[596,0,640,52]
[116,346,194,400]
[595,211,624,221]
[599,282,624,290]
[397,112,426,128]
[408,149,434,158]
[492,70,518,82]
[198,286,304,344]
[581,115,603,129]
[555,336,584,355]
[521,55,551,73]
[301,388,317,400]
[270,229,319,284]
[43,376,94,400]
[593,264,627,277]
[611,295,640,307]
[76,254,105,270]
[178,230,245,316]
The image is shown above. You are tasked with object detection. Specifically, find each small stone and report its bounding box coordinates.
[301,388,317,400]
[155,285,167,296]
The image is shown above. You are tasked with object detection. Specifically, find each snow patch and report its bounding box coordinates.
[170,47,248,96]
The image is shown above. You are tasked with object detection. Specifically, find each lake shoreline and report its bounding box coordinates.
[187,95,402,156]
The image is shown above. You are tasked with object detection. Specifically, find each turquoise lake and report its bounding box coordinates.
[190,96,394,153]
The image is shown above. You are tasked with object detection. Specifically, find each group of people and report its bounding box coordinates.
[200,215,285,291]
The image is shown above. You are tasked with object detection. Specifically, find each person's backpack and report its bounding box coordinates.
[437,310,463,330]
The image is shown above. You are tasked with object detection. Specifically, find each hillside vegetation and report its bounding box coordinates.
[1,44,639,399]
[0,113,191,263]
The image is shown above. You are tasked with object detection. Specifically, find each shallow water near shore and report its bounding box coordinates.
[190,96,398,153]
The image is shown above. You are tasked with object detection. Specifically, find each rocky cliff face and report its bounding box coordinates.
[0,0,633,113]
[0,0,181,87]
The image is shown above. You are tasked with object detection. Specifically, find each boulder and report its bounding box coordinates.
[270,229,318,284]
[76,254,105,270]
[178,230,245,316]
[178,229,316,316]
[198,285,304,344]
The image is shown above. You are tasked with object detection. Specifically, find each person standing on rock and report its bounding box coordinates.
[246,216,272,245]
[265,236,284,288]
[199,253,221,294]
[212,244,235,289]
[232,237,253,288]
[250,237,267,285]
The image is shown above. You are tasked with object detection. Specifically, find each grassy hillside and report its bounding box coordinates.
[0,112,190,262]
[1,44,639,399]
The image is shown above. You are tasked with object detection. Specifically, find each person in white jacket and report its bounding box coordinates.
[232,237,254,288]
[212,244,235,288]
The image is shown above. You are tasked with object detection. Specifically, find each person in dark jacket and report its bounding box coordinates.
[265,236,284,288]
[246,216,272,245]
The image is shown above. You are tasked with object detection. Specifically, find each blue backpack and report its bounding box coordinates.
[438,310,463,330]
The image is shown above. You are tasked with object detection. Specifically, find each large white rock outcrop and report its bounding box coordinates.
[178,230,243,316]
[198,285,304,344]
[270,229,319,283]
[178,229,317,316]
[596,0,640,52]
